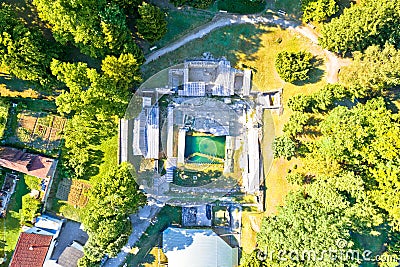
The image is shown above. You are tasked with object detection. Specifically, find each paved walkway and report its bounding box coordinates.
[104,203,162,267]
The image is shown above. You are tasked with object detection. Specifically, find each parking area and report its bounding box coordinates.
[51,220,88,260]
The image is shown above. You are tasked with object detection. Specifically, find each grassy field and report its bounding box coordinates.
[88,134,119,184]
[48,134,118,221]
[0,98,10,139]
[218,0,266,14]
[151,9,214,51]
[0,173,30,265]
[127,205,182,267]
[142,23,267,79]
[241,211,264,254]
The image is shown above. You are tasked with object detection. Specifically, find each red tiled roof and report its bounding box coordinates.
[0,147,54,179]
[10,232,52,267]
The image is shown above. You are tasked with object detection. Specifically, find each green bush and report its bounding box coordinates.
[20,194,42,225]
[275,51,313,83]
[170,0,214,9]
[0,98,10,139]
[273,135,296,160]
[218,0,265,14]
[301,0,338,23]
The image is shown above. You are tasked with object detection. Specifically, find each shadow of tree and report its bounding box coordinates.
[292,57,325,86]
[141,253,156,265]
[83,149,105,179]
[142,24,269,79]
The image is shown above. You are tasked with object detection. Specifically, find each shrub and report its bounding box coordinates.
[283,112,310,138]
[170,0,214,9]
[273,135,296,160]
[218,0,265,14]
[275,51,313,83]
[287,94,313,112]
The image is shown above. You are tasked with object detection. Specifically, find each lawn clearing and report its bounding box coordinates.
[152,9,214,51]
[218,0,266,14]
[88,134,119,184]
[241,211,264,254]
[142,23,267,79]
[0,98,10,139]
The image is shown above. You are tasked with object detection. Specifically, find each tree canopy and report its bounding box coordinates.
[81,163,146,263]
[256,191,356,267]
[275,51,313,83]
[52,53,141,118]
[32,0,143,58]
[301,0,338,23]
[319,0,400,55]
[0,4,57,89]
[136,2,167,43]
[339,44,400,99]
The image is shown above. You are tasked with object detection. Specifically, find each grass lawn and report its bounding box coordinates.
[152,9,214,51]
[126,205,182,267]
[235,26,326,214]
[217,0,266,14]
[88,134,119,184]
[0,98,10,139]
[142,23,267,79]
[48,134,118,221]
[241,211,263,254]
[0,173,30,265]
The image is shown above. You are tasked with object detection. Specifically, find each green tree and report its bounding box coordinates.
[302,0,338,22]
[32,0,142,58]
[273,135,296,160]
[340,44,400,98]
[319,0,400,55]
[20,194,41,225]
[0,4,57,89]
[101,53,142,88]
[302,98,400,227]
[81,163,146,261]
[257,191,356,267]
[275,51,313,83]
[287,94,313,112]
[283,112,310,138]
[136,2,167,43]
[52,56,140,118]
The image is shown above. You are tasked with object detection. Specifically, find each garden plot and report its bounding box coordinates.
[15,111,67,152]
[56,179,91,208]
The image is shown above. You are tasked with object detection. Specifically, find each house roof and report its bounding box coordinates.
[0,147,55,179]
[10,232,53,267]
[57,242,84,267]
[162,227,238,267]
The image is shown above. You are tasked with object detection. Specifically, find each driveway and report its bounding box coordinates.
[51,220,88,260]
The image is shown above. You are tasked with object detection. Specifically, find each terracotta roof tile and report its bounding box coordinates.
[0,147,54,179]
[10,232,52,267]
